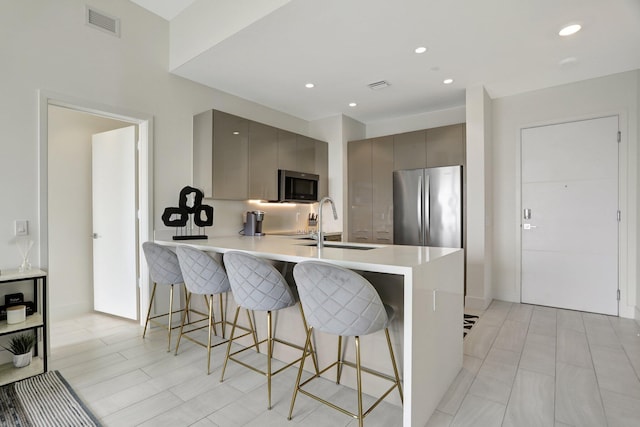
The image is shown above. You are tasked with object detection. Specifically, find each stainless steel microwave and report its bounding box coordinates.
[278,170,319,203]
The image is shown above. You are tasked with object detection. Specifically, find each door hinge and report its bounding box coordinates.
[617,131,621,143]
[617,289,620,301]
[617,210,621,222]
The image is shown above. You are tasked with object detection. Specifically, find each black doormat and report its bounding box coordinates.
[463,314,479,338]
[0,370,101,426]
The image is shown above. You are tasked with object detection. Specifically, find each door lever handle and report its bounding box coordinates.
[523,224,537,230]
[92,233,101,239]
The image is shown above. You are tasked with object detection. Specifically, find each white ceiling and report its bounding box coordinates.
[131,0,640,123]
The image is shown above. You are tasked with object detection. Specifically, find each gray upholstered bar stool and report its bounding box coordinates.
[175,246,258,374]
[221,251,318,410]
[141,242,187,352]
[289,261,403,427]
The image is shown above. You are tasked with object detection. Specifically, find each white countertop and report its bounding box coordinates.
[154,232,460,275]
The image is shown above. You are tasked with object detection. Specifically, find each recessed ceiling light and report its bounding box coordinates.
[559,24,581,36]
[305,83,315,88]
[443,78,454,85]
[559,56,578,66]
[348,102,357,107]
[232,131,240,135]
[414,46,427,54]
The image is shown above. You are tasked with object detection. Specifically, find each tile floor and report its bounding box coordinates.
[50,311,403,427]
[430,301,640,427]
[50,300,640,426]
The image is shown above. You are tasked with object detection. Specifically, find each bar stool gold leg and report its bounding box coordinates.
[142,283,157,338]
[167,284,175,352]
[288,327,313,420]
[385,328,403,403]
[220,306,241,382]
[207,295,214,374]
[336,335,343,384]
[355,336,363,427]
[267,310,273,410]
[174,292,192,355]
[298,303,319,374]
[219,295,225,339]
[183,284,190,324]
[200,295,218,337]
[246,309,260,352]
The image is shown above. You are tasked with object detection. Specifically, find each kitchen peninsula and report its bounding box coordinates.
[155,233,463,426]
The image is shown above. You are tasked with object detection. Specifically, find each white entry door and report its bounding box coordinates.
[92,126,138,320]
[521,116,619,315]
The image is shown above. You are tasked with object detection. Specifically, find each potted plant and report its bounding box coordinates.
[3,333,36,368]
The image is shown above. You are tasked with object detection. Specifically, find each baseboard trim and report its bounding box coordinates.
[50,302,93,321]
[465,295,492,311]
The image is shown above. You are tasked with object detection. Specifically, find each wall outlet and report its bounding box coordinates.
[15,220,28,236]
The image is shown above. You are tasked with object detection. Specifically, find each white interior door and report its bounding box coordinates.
[521,116,619,315]
[92,126,138,320]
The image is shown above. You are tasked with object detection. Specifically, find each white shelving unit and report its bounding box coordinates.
[0,268,47,385]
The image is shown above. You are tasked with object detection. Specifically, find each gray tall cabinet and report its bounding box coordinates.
[348,123,465,244]
[193,109,328,201]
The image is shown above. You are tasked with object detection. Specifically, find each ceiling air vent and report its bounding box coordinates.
[86,6,120,37]
[368,80,391,90]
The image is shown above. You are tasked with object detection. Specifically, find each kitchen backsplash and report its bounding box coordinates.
[157,199,340,237]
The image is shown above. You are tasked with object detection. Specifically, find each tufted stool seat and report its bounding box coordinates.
[288,260,403,426]
[141,242,187,352]
[220,251,318,410]
[174,246,257,374]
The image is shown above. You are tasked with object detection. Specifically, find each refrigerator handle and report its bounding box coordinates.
[424,173,430,246]
[417,174,423,244]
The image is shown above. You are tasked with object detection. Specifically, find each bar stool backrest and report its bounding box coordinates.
[293,261,388,337]
[176,246,230,295]
[142,242,183,286]
[223,251,295,311]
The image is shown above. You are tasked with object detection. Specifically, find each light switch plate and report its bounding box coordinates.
[15,220,28,236]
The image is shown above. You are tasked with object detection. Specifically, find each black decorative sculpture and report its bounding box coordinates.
[162,186,213,240]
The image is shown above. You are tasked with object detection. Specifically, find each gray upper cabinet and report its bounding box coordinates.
[212,111,249,200]
[393,130,427,170]
[278,131,317,174]
[249,121,278,200]
[426,123,465,167]
[194,109,328,201]
[193,110,214,197]
[296,135,316,173]
[315,140,328,199]
[277,129,297,171]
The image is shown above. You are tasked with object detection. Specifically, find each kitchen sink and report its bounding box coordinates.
[301,243,377,250]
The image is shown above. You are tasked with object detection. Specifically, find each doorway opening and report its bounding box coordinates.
[38,92,153,326]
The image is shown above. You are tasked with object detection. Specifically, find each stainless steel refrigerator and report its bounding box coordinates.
[393,166,462,248]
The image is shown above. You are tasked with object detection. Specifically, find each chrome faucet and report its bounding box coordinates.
[316,196,338,248]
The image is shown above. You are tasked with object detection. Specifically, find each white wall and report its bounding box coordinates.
[0,0,313,272]
[169,0,291,70]
[48,106,131,319]
[465,86,494,310]
[366,105,465,138]
[491,70,639,318]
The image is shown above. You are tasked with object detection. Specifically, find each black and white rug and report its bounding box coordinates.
[0,370,101,426]
[464,314,479,338]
